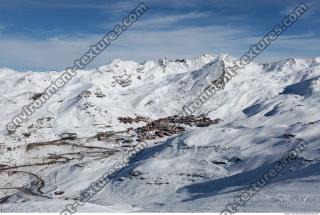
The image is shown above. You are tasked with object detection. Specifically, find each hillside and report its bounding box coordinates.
[0,54,319,212]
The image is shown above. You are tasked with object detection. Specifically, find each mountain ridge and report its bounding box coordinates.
[0,53,319,212]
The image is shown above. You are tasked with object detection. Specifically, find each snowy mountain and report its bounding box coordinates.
[0,54,320,212]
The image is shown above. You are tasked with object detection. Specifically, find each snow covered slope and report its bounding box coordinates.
[0,54,320,212]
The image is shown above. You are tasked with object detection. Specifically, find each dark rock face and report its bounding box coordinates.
[31,93,44,101]
[60,133,77,140]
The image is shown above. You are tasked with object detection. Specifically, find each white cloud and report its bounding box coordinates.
[0,25,319,71]
[0,36,97,71]
[99,12,212,30]
[133,12,211,29]
[0,25,248,71]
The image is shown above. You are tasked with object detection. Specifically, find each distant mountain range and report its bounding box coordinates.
[0,54,319,212]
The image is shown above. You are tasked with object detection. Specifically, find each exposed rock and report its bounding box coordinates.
[30,93,43,101]
[54,191,65,195]
[60,133,77,140]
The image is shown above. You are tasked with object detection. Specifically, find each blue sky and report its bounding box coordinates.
[0,0,319,71]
